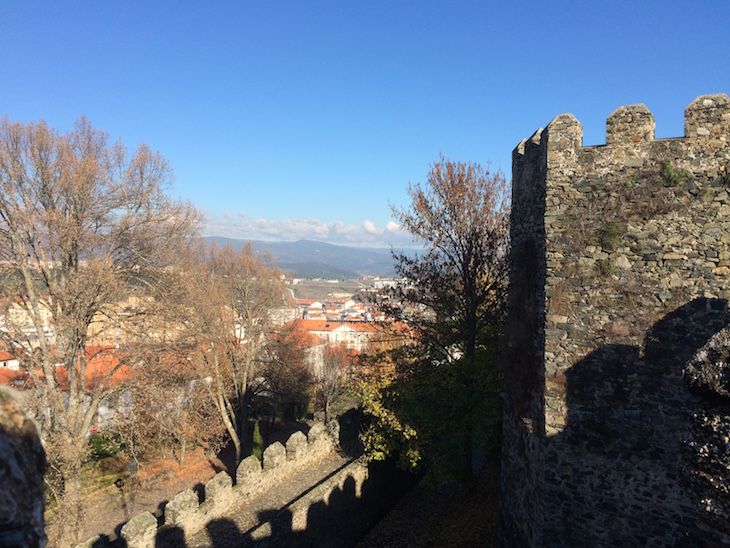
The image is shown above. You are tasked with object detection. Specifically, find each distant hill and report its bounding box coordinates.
[203,237,398,278]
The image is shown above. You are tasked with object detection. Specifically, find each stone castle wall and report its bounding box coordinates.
[76,423,338,548]
[0,387,47,548]
[501,94,730,546]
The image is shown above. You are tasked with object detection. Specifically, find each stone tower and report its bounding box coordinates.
[500,94,730,545]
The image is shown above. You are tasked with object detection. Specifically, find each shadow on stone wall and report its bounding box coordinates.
[156,459,415,548]
[546,298,730,546]
[0,386,47,548]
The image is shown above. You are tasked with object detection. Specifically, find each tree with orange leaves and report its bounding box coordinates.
[315,345,352,424]
[262,320,314,424]
[391,155,509,362]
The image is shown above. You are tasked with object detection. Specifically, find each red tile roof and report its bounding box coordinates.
[0,345,133,390]
[0,368,26,386]
[299,319,379,333]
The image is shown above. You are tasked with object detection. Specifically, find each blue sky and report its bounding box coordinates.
[1,2,728,248]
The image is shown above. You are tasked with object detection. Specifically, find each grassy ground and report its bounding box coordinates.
[80,457,129,490]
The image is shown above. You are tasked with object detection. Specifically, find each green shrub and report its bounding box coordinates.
[594,259,617,278]
[253,420,263,462]
[599,221,625,251]
[88,432,122,461]
[661,163,690,186]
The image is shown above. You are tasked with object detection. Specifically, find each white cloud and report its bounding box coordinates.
[202,211,417,249]
[362,220,379,234]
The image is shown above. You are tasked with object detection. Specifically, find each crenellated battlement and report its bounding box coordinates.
[515,93,729,156]
[606,103,655,144]
[685,93,730,139]
[75,423,342,548]
[502,93,730,546]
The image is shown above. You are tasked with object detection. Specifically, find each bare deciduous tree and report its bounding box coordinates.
[390,155,510,361]
[119,354,226,467]
[0,116,199,545]
[182,243,287,464]
[314,345,351,425]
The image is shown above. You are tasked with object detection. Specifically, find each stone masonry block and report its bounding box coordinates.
[307,422,334,456]
[205,471,233,506]
[263,441,286,470]
[685,93,730,138]
[544,113,582,152]
[286,431,308,461]
[307,422,327,445]
[606,104,654,145]
[74,535,103,548]
[236,454,262,484]
[121,511,157,548]
[164,488,199,526]
[327,419,340,442]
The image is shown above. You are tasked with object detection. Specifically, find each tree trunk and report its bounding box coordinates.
[239,389,252,458]
[269,404,276,432]
[57,448,84,546]
[179,437,187,467]
[215,391,242,464]
[460,385,475,484]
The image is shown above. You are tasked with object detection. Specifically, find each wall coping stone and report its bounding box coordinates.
[77,422,336,548]
[120,511,157,548]
[263,441,286,470]
[286,430,308,461]
[164,488,198,527]
[236,454,262,484]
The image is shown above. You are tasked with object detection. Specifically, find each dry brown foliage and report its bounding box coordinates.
[177,243,288,464]
[0,116,199,545]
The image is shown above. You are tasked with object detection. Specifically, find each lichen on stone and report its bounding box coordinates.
[683,328,730,401]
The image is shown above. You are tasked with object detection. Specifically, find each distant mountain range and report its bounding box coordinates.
[204,237,400,278]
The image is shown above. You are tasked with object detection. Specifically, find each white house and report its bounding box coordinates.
[0,351,19,371]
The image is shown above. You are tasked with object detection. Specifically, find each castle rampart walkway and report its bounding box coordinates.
[183,449,352,547]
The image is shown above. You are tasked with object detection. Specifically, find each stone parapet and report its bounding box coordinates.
[120,512,157,548]
[235,454,261,485]
[606,104,655,145]
[76,423,335,548]
[263,441,286,470]
[286,430,308,461]
[685,93,730,139]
